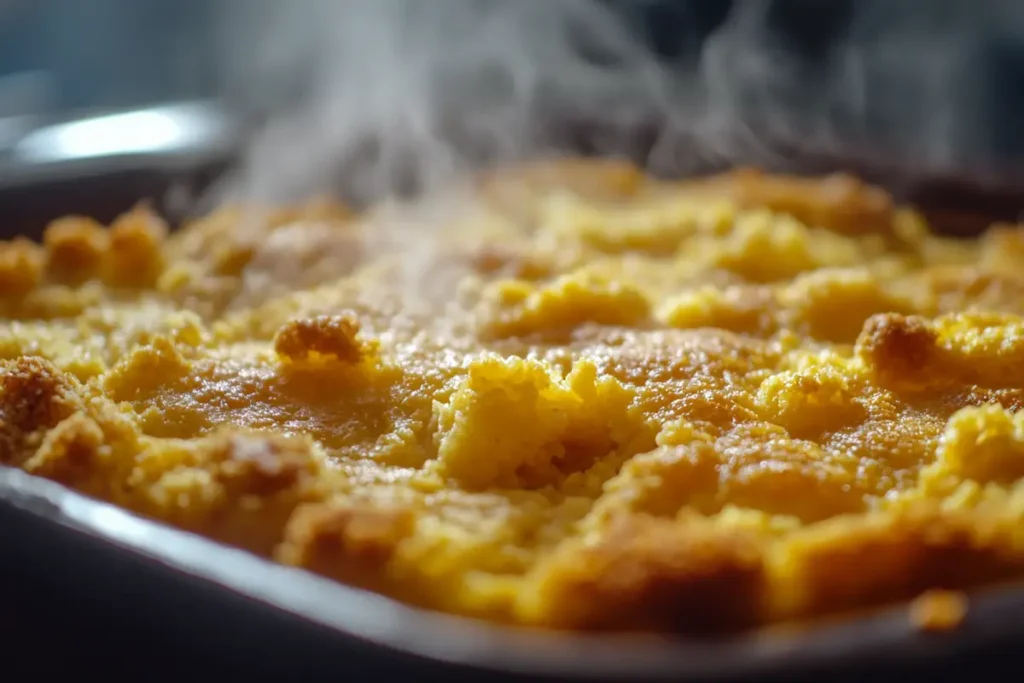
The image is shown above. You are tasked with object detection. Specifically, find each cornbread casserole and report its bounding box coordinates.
[4,160,1024,636]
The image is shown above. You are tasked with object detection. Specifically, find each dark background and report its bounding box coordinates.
[3,0,1024,230]
[0,0,1023,161]
[0,0,215,113]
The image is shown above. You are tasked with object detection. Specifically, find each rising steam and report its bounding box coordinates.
[211,0,1023,206]
[199,0,1024,316]
[212,0,678,207]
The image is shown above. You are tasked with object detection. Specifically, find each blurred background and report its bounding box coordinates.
[0,0,1023,233]
[0,0,214,115]
[0,0,231,231]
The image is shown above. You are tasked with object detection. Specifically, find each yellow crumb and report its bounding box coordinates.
[3,164,1024,635]
[910,589,969,632]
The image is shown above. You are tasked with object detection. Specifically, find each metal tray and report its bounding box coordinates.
[0,101,240,236]
[3,467,1024,682]
[3,103,1024,681]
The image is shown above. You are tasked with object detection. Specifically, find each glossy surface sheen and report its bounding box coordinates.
[2,160,1024,635]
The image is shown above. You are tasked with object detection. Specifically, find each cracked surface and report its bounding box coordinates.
[3,161,1024,634]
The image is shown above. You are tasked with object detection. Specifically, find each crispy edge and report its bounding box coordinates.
[778,505,1024,621]
[0,356,83,467]
[521,514,766,634]
[273,314,372,364]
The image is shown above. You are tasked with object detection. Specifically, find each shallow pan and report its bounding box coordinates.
[0,101,239,236]
[2,467,1024,682]
[3,105,1024,681]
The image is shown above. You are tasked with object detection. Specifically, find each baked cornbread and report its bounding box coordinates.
[4,161,1024,635]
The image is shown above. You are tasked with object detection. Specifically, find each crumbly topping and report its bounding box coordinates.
[910,589,969,632]
[4,164,1024,634]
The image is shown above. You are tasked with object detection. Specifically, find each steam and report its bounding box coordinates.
[212,0,680,206]
[210,0,1024,206]
[195,0,1024,318]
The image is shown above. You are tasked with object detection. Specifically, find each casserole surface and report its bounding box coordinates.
[3,160,1024,634]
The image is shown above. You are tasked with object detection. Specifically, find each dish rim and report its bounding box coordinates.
[2,466,1022,681]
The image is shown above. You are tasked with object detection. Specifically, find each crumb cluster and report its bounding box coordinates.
[3,161,1024,633]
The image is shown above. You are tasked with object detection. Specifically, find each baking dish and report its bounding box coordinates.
[3,101,1024,682]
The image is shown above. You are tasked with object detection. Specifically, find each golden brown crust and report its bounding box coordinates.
[909,589,968,632]
[856,313,940,388]
[0,357,83,466]
[43,216,109,285]
[214,432,319,498]
[777,504,1024,620]
[4,162,1024,635]
[681,168,895,237]
[0,239,45,296]
[521,514,766,634]
[104,203,168,288]
[273,314,368,364]
[191,431,325,555]
[21,412,106,485]
[279,502,415,571]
